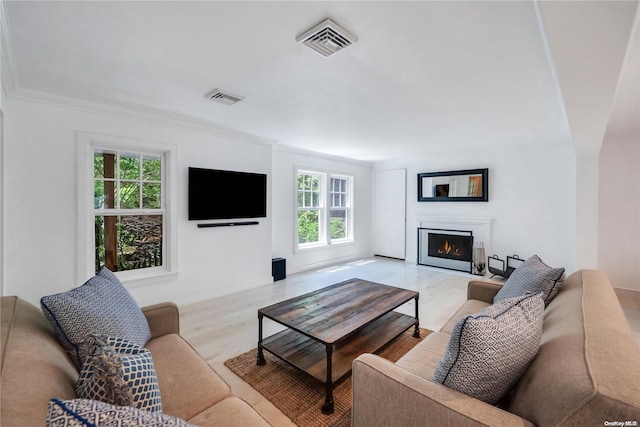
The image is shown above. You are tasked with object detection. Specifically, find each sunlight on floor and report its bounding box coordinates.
[316,258,378,273]
[347,259,378,266]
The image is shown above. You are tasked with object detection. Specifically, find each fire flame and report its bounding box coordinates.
[438,240,462,257]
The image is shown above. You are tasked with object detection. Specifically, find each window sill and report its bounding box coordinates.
[294,239,355,254]
[116,269,180,289]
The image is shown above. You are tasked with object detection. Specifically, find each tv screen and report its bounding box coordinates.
[188,167,267,220]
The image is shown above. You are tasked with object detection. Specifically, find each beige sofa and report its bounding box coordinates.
[353,270,640,426]
[0,296,270,426]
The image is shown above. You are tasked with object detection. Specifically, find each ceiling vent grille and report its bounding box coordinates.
[205,89,244,105]
[296,18,358,57]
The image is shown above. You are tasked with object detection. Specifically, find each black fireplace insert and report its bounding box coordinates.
[427,232,473,262]
[418,227,474,274]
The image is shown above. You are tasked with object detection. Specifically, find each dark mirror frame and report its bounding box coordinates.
[417,168,489,202]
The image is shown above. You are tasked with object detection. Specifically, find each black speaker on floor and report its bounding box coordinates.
[272,258,286,281]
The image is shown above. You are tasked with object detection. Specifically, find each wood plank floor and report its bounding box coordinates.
[179,256,640,426]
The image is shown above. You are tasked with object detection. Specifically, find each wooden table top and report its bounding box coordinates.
[258,278,418,344]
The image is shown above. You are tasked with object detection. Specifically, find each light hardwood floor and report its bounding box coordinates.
[179,256,640,426]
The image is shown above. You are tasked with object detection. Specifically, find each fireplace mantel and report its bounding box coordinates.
[415,216,493,227]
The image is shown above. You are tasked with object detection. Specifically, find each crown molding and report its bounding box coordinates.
[6,85,375,166]
[6,85,279,147]
[8,87,278,147]
[272,142,372,167]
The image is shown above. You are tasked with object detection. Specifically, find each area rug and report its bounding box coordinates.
[224,327,430,427]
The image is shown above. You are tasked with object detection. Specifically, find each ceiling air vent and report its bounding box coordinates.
[296,18,358,57]
[205,88,244,105]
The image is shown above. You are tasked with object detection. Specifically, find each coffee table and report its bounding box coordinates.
[256,278,419,414]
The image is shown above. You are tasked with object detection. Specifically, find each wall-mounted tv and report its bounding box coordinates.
[188,167,267,220]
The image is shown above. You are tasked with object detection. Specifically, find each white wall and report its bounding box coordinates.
[598,133,640,290]
[1,0,4,297]
[3,96,273,307]
[537,1,638,270]
[271,146,373,275]
[376,143,576,274]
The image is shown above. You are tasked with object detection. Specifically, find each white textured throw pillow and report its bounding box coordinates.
[493,254,565,306]
[432,293,544,404]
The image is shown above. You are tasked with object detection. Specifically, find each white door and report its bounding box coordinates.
[373,169,406,259]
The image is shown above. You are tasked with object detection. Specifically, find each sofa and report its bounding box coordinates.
[352,269,640,426]
[0,296,271,426]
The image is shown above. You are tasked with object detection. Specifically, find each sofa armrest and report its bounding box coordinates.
[467,280,503,304]
[352,354,533,427]
[142,302,180,338]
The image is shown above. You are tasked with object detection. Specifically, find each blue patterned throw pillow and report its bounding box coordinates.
[493,254,565,306]
[46,398,196,427]
[76,335,162,412]
[40,267,151,368]
[432,292,544,404]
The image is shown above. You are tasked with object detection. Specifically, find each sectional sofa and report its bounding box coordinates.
[0,296,271,426]
[352,269,640,426]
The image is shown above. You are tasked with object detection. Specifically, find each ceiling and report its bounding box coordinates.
[2,1,637,162]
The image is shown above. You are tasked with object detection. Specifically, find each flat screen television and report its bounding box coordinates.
[188,167,267,220]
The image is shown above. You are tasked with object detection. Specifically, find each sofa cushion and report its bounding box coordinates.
[440,299,491,335]
[396,331,450,380]
[432,293,544,404]
[76,335,162,412]
[40,267,151,368]
[187,396,272,427]
[493,255,565,306]
[145,333,232,420]
[45,398,195,427]
[508,270,640,425]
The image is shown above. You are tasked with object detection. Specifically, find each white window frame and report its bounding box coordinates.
[328,174,352,244]
[295,167,354,251]
[77,132,178,286]
[296,170,326,248]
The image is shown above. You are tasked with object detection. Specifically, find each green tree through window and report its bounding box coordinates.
[296,170,352,247]
[297,173,321,244]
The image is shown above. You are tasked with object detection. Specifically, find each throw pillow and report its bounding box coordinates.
[493,254,565,306]
[76,335,162,412]
[432,292,544,404]
[46,398,195,427]
[40,267,151,368]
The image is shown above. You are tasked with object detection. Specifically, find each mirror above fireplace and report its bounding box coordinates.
[417,168,488,202]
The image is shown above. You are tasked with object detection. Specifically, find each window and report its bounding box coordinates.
[77,132,177,284]
[330,177,349,240]
[297,172,322,245]
[93,149,164,273]
[296,169,353,248]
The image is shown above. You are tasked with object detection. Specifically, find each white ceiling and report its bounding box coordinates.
[2,1,636,162]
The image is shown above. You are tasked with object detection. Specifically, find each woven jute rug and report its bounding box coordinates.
[224,328,430,427]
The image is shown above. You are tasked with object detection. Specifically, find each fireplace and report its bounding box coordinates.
[418,228,473,273]
[428,233,473,262]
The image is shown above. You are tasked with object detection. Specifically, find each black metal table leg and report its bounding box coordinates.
[257,313,266,365]
[413,295,420,338]
[321,344,334,414]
